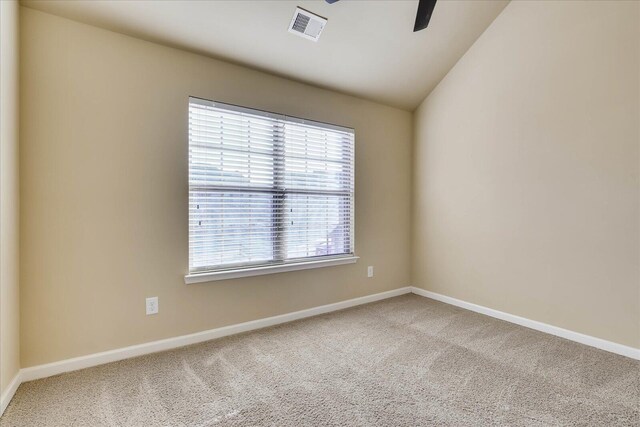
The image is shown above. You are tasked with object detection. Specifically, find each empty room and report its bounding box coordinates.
[0,0,638,425]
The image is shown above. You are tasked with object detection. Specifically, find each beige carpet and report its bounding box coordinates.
[2,294,638,426]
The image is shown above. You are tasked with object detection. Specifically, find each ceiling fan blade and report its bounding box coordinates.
[414,0,437,32]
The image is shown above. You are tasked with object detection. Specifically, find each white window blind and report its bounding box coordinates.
[188,97,355,274]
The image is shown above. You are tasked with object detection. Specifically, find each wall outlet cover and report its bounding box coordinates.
[146,297,158,315]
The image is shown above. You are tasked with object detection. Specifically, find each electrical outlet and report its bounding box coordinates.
[367,266,374,278]
[146,297,158,315]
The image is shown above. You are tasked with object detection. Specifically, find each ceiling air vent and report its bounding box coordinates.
[288,7,327,42]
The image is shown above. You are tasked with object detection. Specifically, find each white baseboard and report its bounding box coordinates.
[410,287,640,360]
[19,287,412,384]
[0,371,21,416]
[4,284,637,417]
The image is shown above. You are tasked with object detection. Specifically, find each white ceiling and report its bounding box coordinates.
[22,0,509,110]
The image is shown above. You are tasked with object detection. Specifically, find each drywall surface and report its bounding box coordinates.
[413,0,639,347]
[1,0,21,393]
[20,8,412,367]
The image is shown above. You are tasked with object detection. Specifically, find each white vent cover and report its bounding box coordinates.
[288,7,327,42]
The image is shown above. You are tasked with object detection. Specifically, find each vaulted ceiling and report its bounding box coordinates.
[22,0,509,110]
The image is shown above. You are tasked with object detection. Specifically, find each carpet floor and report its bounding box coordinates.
[2,294,638,426]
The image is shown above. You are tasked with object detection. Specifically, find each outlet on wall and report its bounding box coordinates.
[146,297,158,315]
[367,266,374,278]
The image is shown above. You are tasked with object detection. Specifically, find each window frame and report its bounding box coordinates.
[185,97,357,284]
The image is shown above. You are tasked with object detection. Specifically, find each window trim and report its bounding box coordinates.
[186,97,356,282]
[185,255,359,284]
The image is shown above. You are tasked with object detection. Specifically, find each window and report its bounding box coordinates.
[186,97,356,283]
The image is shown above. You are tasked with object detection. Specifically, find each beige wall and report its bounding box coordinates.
[19,8,412,368]
[413,0,639,347]
[17,0,638,370]
[1,0,21,394]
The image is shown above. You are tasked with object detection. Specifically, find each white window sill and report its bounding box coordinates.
[185,256,359,284]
